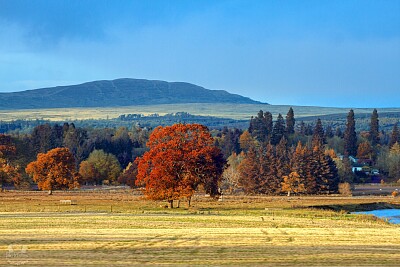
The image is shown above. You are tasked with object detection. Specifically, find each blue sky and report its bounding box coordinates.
[0,0,399,107]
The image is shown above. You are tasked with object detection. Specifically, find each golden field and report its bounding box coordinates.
[0,191,399,266]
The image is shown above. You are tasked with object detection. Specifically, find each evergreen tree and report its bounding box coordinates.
[248,110,270,143]
[309,144,339,194]
[286,107,295,135]
[312,118,325,146]
[259,143,280,194]
[264,111,273,140]
[325,125,334,139]
[305,124,313,136]
[335,127,343,138]
[369,109,380,146]
[275,137,290,179]
[344,109,357,156]
[271,114,286,145]
[238,146,261,194]
[389,123,399,147]
[299,121,306,136]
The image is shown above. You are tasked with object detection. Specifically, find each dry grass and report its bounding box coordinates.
[1,104,399,121]
[0,191,399,266]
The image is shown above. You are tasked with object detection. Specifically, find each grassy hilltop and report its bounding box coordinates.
[1,103,400,122]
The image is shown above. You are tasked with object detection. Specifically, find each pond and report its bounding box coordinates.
[353,209,400,224]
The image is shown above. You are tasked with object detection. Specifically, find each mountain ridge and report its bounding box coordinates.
[0,78,263,109]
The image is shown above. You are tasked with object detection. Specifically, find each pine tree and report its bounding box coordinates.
[344,109,357,156]
[286,107,295,135]
[335,127,343,138]
[325,125,334,139]
[264,111,273,140]
[300,121,306,136]
[273,138,290,193]
[369,109,380,146]
[271,114,286,145]
[309,144,339,194]
[312,118,325,146]
[288,142,309,193]
[248,110,272,143]
[259,143,280,194]
[238,147,261,194]
[389,123,399,147]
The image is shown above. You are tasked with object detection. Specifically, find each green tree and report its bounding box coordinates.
[388,143,400,179]
[389,123,399,147]
[312,118,325,146]
[271,114,286,145]
[63,123,91,164]
[369,109,380,146]
[248,110,272,143]
[344,109,357,156]
[79,150,121,185]
[286,107,295,135]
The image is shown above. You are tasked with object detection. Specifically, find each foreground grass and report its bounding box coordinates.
[0,192,399,266]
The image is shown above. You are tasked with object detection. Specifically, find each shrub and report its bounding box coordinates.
[338,182,352,196]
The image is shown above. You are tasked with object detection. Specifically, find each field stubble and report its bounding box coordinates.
[0,191,399,266]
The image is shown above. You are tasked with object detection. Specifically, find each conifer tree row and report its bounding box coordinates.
[238,139,339,195]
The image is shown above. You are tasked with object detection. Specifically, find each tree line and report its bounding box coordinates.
[1,107,399,202]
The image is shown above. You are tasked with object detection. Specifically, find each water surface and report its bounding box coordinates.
[353,209,400,224]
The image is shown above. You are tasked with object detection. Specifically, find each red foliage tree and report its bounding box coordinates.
[135,124,225,207]
[26,148,80,194]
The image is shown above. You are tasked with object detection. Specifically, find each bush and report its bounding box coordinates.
[392,191,398,198]
[338,182,352,196]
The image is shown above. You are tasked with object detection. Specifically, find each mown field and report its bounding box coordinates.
[1,191,400,266]
[2,103,400,121]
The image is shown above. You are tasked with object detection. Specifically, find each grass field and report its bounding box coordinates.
[1,103,400,121]
[1,191,400,266]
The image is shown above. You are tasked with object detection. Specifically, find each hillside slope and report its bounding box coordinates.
[0,78,262,109]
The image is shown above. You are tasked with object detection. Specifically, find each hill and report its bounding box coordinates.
[0,78,262,109]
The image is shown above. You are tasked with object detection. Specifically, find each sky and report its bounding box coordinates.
[0,0,399,108]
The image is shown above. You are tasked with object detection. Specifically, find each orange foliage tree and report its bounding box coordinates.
[135,124,225,207]
[0,158,21,191]
[0,134,21,190]
[26,147,80,194]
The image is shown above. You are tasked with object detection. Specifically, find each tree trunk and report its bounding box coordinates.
[287,191,291,197]
[48,189,53,195]
[176,200,180,208]
[187,197,191,208]
[169,200,173,209]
